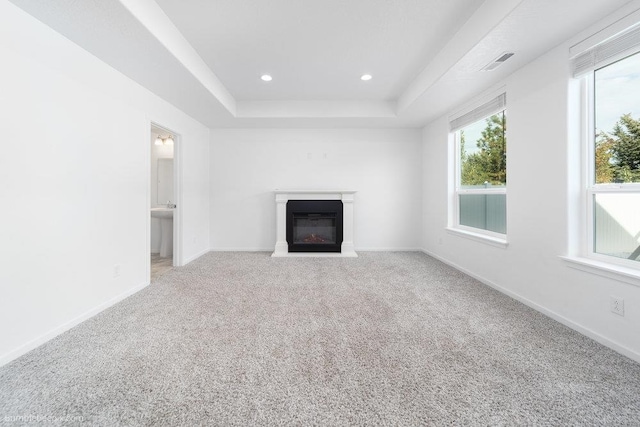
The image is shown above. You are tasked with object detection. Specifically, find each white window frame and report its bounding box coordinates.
[453,121,507,240]
[582,70,640,270]
[563,10,640,285]
[448,91,508,243]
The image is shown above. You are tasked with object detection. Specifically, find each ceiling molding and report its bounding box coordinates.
[237,101,396,118]
[396,0,525,114]
[7,0,635,129]
[117,0,237,116]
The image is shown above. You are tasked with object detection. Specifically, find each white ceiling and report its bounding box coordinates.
[154,0,486,101]
[8,0,637,128]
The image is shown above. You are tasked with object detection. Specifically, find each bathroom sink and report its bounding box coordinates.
[151,207,174,219]
[151,208,174,258]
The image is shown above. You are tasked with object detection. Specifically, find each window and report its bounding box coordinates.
[573,22,640,266]
[451,94,507,238]
[590,52,640,264]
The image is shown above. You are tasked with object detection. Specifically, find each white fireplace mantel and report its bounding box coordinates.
[272,190,357,257]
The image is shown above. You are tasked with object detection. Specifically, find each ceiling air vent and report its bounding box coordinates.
[481,52,515,71]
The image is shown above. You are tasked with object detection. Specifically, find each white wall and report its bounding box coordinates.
[210,128,422,251]
[0,2,209,366]
[421,33,640,360]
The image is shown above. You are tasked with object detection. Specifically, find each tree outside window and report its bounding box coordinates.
[460,112,507,187]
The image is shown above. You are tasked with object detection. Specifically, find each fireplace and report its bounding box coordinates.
[286,200,343,252]
[272,190,356,257]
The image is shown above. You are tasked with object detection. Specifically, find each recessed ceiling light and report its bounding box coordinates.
[361,74,372,81]
[261,74,273,82]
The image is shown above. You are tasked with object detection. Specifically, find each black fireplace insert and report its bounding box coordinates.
[286,200,343,252]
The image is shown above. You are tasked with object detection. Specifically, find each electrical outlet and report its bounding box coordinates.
[113,264,121,278]
[610,296,624,316]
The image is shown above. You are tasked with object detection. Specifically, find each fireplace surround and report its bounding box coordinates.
[272,190,357,257]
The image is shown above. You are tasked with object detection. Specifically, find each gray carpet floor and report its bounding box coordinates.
[1,252,640,426]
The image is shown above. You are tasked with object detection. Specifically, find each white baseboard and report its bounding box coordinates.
[356,248,422,252]
[421,248,640,364]
[0,281,149,367]
[209,248,272,252]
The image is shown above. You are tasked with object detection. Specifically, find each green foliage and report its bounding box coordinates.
[596,114,640,183]
[594,132,614,184]
[460,113,506,186]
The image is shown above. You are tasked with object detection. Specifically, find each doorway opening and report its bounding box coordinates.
[149,123,180,281]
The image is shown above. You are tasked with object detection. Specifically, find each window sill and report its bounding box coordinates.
[446,227,508,249]
[560,256,640,288]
